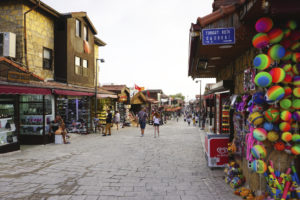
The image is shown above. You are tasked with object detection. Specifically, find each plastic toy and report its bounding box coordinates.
[253,92,265,104]
[268,28,284,44]
[249,112,264,126]
[291,144,300,155]
[264,122,274,131]
[282,63,292,72]
[251,144,267,159]
[267,131,279,142]
[269,161,283,191]
[292,64,300,75]
[279,122,291,132]
[255,17,273,33]
[253,54,271,70]
[266,85,285,101]
[292,111,300,122]
[252,33,270,48]
[254,72,272,87]
[282,51,292,61]
[281,132,293,142]
[287,20,297,30]
[274,141,285,151]
[283,72,293,84]
[293,76,300,86]
[293,87,300,98]
[253,128,268,141]
[292,99,300,109]
[269,68,286,83]
[292,134,300,142]
[268,44,286,60]
[280,110,292,121]
[284,86,292,97]
[265,108,280,122]
[292,52,300,63]
[291,42,300,51]
[251,160,267,174]
[280,99,292,110]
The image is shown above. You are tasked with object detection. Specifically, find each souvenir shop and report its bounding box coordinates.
[117,92,131,126]
[95,97,115,127]
[54,89,93,134]
[189,0,300,198]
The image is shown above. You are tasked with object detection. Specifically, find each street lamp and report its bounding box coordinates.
[95,58,105,132]
[196,80,202,127]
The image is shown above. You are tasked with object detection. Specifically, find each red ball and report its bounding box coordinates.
[274,141,285,151]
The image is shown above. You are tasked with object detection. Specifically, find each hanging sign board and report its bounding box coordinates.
[202,27,235,45]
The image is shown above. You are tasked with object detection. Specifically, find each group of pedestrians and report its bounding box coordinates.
[184,112,206,129]
[137,107,160,138]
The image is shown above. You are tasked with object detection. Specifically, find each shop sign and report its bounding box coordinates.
[118,93,127,102]
[202,27,235,45]
[7,71,30,83]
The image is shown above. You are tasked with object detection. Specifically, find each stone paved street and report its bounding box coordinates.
[0,119,239,200]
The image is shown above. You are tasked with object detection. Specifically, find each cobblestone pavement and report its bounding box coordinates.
[0,119,240,200]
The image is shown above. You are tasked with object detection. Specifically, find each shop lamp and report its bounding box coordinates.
[95,58,105,133]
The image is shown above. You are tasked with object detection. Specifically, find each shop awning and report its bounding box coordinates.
[53,89,94,96]
[204,94,214,99]
[0,85,51,95]
[97,94,118,99]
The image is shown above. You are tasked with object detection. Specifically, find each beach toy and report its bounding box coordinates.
[264,108,280,122]
[292,64,300,75]
[282,51,292,61]
[268,44,286,60]
[280,110,292,121]
[274,141,285,151]
[291,144,300,155]
[293,87,300,98]
[293,99,300,109]
[267,131,279,142]
[252,105,263,112]
[292,134,300,142]
[251,160,267,174]
[292,111,300,122]
[291,42,300,51]
[255,17,273,33]
[292,52,300,63]
[287,20,297,30]
[253,128,267,141]
[284,86,292,97]
[280,99,292,110]
[268,28,284,44]
[265,85,285,101]
[293,76,300,86]
[282,63,292,72]
[254,72,272,87]
[253,54,271,70]
[281,132,293,142]
[252,33,269,48]
[248,112,264,126]
[269,68,285,83]
[283,72,293,84]
[253,92,265,104]
[279,122,291,132]
[263,122,273,131]
[291,123,298,132]
[251,145,267,159]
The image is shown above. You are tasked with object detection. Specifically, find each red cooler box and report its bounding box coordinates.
[205,132,229,167]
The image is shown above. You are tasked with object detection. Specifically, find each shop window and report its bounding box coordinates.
[76,19,81,37]
[75,56,82,75]
[0,101,17,146]
[82,59,88,77]
[43,47,53,70]
[83,25,88,41]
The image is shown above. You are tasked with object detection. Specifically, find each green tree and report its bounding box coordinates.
[170,93,185,100]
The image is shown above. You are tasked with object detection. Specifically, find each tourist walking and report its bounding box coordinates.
[153,112,160,138]
[138,107,148,136]
[103,110,112,136]
[114,111,120,130]
[187,114,192,126]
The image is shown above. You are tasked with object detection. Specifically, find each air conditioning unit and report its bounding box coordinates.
[0,32,16,58]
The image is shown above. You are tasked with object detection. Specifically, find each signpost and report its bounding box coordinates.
[202,27,235,45]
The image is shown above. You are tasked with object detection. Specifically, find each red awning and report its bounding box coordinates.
[53,89,94,96]
[0,85,51,95]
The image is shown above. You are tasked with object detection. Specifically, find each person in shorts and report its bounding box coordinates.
[153,112,160,138]
[138,107,147,136]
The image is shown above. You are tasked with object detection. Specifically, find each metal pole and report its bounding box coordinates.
[94,60,98,133]
[199,80,202,127]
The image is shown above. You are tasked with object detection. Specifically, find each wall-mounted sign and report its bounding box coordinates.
[202,27,235,45]
[7,71,30,83]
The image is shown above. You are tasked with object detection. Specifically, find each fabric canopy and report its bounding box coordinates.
[97,94,118,99]
[0,85,51,95]
[53,89,94,96]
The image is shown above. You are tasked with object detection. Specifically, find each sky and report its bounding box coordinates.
[42,0,216,100]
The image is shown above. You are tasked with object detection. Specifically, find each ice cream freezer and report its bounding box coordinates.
[205,132,229,168]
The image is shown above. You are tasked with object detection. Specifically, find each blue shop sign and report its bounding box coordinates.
[202,27,235,45]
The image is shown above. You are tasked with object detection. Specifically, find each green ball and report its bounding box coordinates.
[280,99,292,110]
[293,99,300,109]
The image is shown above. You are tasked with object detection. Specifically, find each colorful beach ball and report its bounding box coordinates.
[268,44,286,60]
[253,128,267,141]
[263,122,274,131]
[255,17,273,33]
[282,63,292,72]
[283,72,294,84]
[293,87,300,98]
[251,145,267,159]
[269,68,285,83]
[254,72,272,87]
[292,134,300,142]
[264,108,280,122]
[253,54,271,70]
[292,111,300,122]
[287,20,297,30]
[267,131,279,142]
[292,99,300,109]
[292,52,300,63]
[279,122,291,132]
[280,99,292,110]
[282,132,293,142]
[268,28,284,44]
[281,110,292,121]
[248,112,264,126]
[292,64,300,75]
[266,85,285,101]
[284,86,292,97]
[282,51,292,61]
[253,92,265,104]
[251,160,267,174]
[252,33,269,48]
[291,144,300,155]
[293,76,300,86]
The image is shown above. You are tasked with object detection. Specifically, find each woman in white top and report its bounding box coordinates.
[153,112,160,138]
[114,111,120,130]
